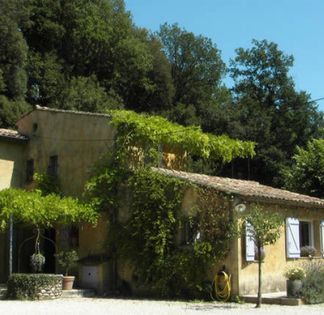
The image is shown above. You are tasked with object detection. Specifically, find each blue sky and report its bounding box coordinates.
[125,0,324,112]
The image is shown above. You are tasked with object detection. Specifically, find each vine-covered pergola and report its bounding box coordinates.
[0,188,98,275]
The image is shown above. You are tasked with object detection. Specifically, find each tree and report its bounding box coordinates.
[228,39,323,186]
[21,0,174,112]
[283,138,324,198]
[242,204,283,308]
[0,0,31,128]
[157,23,227,126]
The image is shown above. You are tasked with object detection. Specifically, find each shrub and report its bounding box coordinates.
[302,261,324,304]
[300,246,316,257]
[56,250,79,276]
[7,273,63,300]
[284,267,305,280]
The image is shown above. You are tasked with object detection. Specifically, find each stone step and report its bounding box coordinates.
[240,292,303,306]
[61,289,96,298]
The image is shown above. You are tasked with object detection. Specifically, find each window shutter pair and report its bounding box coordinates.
[286,217,300,258]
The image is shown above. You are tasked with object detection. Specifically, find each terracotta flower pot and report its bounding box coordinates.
[62,276,75,290]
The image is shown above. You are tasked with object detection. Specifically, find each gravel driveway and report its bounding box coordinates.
[0,298,323,315]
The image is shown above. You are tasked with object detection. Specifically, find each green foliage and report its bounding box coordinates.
[110,109,255,165]
[284,267,305,281]
[241,203,283,307]
[0,188,98,231]
[302,261,324,304]
[243,204,283,247]
[0,95,31,128]
[300,246,317,258]
[90,165,237,298]
[158,23,225,107]
[228,39,323,185]
[7,273,62,300]
[33,172,61,196]
[30,253,46,273]
[283,138,324,198]
[56,250,79,276]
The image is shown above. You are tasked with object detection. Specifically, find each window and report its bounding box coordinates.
[26,159,34,182]
[299,221,313,247]
[180,218,199,245]
[47,155,58,177]
[286,218,314,258]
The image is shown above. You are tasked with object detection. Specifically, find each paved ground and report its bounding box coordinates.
[0,298,323,315]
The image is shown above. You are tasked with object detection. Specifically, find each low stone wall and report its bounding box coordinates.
[7,274,63,300]
[36,276,63,300]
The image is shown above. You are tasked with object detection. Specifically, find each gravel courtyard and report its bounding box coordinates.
[0,298,323,315]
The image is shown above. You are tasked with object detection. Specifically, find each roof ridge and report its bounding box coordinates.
[152,167,324,208]
[16,105,112,124]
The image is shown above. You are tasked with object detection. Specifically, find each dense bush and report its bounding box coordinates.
[7,273,63,300]
[302,261,324,304]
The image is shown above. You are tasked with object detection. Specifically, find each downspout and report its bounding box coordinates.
[9,214,13,276]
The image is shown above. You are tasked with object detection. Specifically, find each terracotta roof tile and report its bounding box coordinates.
[0,128,29,141]
[153,168,324,209]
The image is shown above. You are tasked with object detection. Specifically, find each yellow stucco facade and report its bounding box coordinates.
[236,202,324,295]
[1,106,323,298]
[0,137,26,283]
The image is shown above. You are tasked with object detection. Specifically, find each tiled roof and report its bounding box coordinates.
[153,168,324,209]
[0,128,29,141]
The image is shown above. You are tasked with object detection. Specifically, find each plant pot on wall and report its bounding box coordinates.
[62,276,75,290]
[286,279,302,298]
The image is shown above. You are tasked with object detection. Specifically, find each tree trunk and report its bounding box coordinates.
[256,244,262,308]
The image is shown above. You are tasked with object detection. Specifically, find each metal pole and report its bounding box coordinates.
[9,214,13,276]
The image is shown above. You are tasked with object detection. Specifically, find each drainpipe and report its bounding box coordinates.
[9,214,13,276]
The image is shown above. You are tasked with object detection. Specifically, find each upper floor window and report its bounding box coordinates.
[47,155,58,177]
[26,159,34,182]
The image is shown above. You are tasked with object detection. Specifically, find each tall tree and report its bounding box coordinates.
[228,39,323,186]
[158,23,227,126]
[0,0,31,128]
[22,0,174,113]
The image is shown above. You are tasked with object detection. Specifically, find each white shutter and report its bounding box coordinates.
[245,221,255,262]
[286,217,300,258]
[321,221,324,258]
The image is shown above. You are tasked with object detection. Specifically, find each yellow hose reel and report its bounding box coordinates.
[211,270,231,302]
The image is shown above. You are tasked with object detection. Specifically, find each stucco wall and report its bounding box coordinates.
[0,139,26,282]
[17,109,114,196]
[0,141,26,190]
[238,202,324,295]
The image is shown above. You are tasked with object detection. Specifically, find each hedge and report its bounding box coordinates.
[7,273,63,300]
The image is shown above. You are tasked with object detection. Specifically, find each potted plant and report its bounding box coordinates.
[56,250,79,290]
[30,252,45,273]
[300,246,316,258]
[284,267,305,298]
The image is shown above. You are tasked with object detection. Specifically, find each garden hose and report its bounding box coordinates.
[211,271,231,302]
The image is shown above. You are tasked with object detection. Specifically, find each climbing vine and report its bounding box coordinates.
[0,188,98,231]
[109,110,255,168]
[85,110,249,298]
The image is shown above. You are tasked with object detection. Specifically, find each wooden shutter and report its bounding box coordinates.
[286,217,300,258]
[321,221,324,257]
[245,222,255,261]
